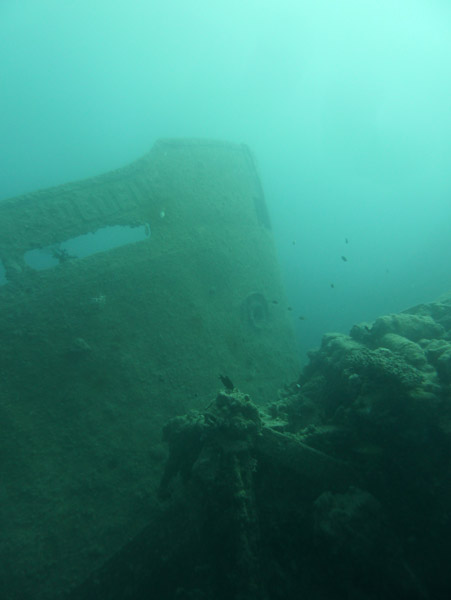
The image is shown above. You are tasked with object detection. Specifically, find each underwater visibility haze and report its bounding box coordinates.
[2,2,451,600]
[2,0,451,358]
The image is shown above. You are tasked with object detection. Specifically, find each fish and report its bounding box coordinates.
[219,374,234,391]
[345,237,349,244]
[341,256,348,262]
[330,283,335,288]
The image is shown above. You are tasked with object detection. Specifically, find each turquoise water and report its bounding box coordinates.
[1,0,451,359]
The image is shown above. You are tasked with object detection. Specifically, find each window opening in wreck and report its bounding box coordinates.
[24,223,151,271]
[242,292,269,329]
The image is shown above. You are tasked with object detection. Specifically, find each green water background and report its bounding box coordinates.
[1,0,450,359]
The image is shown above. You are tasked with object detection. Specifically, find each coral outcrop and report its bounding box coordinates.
[67,295,451,600]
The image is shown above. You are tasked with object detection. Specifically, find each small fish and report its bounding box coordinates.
[330,283,335,288]
[219,374,234,391]
[272,300,279,304]
[292,240,296,245]
[341,255,348,262]
[298,315,306,321]
[287,306,293,311]
[345,237,349,244]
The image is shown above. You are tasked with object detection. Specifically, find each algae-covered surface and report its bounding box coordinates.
[0,140,299,600]
[3,141,451,599]
[68,293,451,600]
